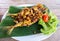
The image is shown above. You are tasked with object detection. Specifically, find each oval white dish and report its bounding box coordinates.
[1,4,56,41]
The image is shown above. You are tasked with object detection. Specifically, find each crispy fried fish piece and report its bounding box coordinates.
[7,4,46,35]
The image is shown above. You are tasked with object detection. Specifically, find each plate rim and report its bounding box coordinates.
[1,4,54,41]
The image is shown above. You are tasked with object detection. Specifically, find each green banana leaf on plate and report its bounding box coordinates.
[0,5,58,38]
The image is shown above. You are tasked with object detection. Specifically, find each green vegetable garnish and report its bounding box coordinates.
[38,11,58,34]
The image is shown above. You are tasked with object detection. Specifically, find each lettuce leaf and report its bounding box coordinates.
[38,11,58,34]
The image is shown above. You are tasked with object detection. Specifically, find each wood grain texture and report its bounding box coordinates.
[0,0,60,41]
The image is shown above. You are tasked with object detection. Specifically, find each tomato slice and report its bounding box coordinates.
[42,14,49,22]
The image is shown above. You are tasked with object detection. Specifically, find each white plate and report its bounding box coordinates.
[1,4,56,41]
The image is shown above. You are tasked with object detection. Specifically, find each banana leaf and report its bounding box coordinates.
[0,6,42,38]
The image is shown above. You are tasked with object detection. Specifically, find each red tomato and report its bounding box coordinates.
[42,14,49,22]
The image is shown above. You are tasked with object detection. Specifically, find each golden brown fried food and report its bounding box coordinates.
[7,4,47,35]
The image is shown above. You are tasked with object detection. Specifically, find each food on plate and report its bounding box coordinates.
[0,4,58,36]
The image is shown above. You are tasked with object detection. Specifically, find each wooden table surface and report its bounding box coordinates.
[0,0,60,41]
